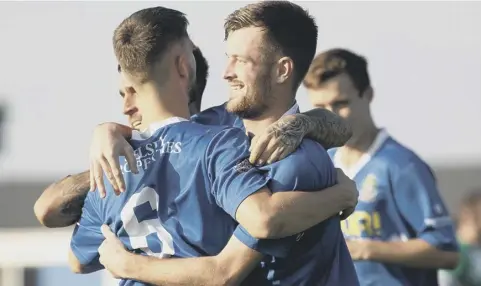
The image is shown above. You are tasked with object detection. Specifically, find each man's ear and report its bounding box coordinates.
[275,56,294,84]
[175,55,189,80]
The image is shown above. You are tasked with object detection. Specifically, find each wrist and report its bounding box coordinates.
[99,122,133,139]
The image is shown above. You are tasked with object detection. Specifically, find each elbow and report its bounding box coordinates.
[210,259,244,286]
[68,250,99,274]
[69,263,86,274]
[34,198,54,227]
[34,207,68,228]
[213,273,236,286]
[69,262,92,274]
[236,191,285,239]
[68,251,87,274]
[34,192,68,228]
[245,212,283,239]
[69,263,98,274]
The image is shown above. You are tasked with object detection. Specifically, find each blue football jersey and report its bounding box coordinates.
[235,139,359,286]
[330,130,458,286]
[194,104,359,285]
[70,118,270,286]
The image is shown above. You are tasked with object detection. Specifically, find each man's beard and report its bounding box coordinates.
[226,72,271,119]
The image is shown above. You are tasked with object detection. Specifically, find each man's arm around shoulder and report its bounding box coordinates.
[297,108,352,148]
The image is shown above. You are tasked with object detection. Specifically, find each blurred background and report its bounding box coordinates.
[0,1,480,286]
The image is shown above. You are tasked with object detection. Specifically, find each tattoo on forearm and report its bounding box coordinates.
[268,109,351,155]
[301,109,352,149]
[269,115,309,151]
[58,171,90,221]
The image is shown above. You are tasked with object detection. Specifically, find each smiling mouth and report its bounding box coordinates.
[131,121,142,129]
[230,85,244,91]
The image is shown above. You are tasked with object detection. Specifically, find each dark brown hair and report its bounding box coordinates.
[224,1,318,89]
[113,7,189,81]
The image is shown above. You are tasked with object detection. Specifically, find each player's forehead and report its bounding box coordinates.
[226,27,265,60]
[118,70,134,92]
[308,75,357,103]
[308,88,344,106]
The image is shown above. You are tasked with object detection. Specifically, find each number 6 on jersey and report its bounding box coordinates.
[120,187,175,258]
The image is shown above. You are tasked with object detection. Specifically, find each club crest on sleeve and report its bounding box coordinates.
[235,158,254,173]
[359,174,378,203]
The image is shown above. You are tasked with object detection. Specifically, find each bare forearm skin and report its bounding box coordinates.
[301,108,352,149]
[34,171,90,227]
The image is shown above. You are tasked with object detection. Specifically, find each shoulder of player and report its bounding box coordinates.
[381,137,432,175]
[294,139,329,159]
[169,119,230,135]
[194,124,246,145]
[271,139,331,173]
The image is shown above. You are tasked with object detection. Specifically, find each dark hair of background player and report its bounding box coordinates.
[190,46,209,109]
[304,48,371,96]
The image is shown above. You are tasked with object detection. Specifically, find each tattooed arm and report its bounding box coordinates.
[249,108,352,165]
[300,108,352,149]
[34,171,90,228]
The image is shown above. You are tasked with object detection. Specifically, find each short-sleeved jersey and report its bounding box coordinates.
[330,129,458,286]
[71,117,269,286]
[194,104,359,285]
[235,139,359,286]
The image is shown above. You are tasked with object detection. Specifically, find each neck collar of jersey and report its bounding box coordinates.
[282,102,300,116]
[334,128,390,179]
[131,117,189,140]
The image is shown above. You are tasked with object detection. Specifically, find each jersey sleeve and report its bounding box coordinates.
[191,104,238,126]
[70,192,104,269]
[205,127,269,219]
[393,160,458,251]
[234,141,335,257]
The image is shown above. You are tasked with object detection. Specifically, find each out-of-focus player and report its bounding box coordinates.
[89,2,359,285]
[303,48,459,286]
[35,5,359,286]
[439,188,481,286]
